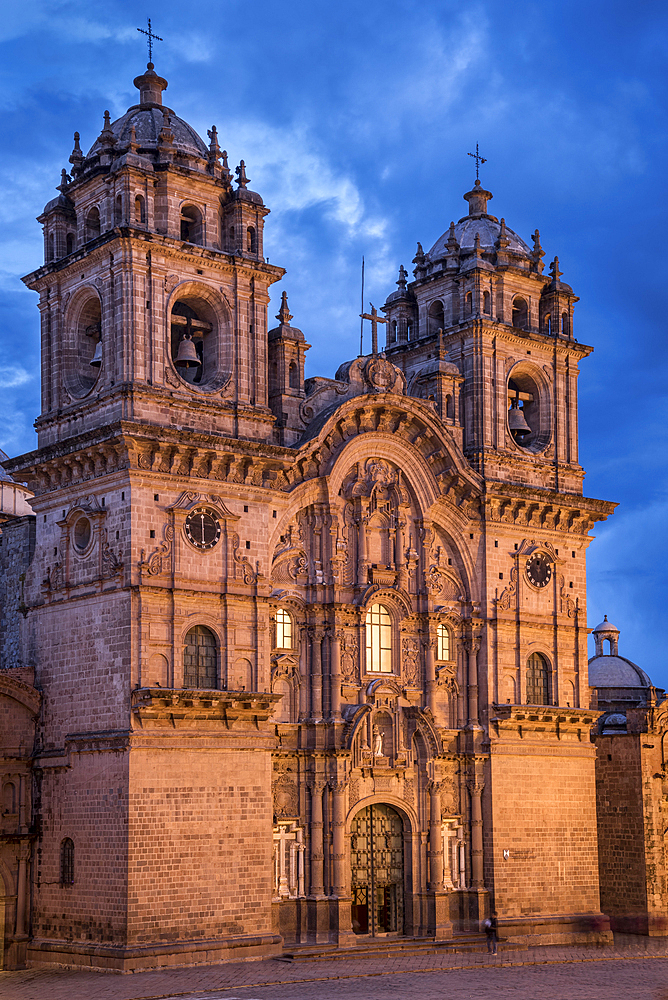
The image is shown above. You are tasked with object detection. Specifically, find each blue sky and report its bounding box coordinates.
[1,1,666,686]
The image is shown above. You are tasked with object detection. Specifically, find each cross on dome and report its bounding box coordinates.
[137,17,163,65]
[468,143,487,180]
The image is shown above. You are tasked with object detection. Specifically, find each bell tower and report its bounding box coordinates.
[382,177,584,493]
[31,61,284,451]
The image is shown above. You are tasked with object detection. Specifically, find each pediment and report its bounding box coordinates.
[168,491,239,519]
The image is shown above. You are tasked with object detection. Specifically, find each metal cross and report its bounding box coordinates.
[468,143,487,180]
[137,17,163,63]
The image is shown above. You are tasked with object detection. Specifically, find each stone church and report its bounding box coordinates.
[0,59,633,971]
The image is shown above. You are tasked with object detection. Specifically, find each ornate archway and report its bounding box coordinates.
[350,803,404,936]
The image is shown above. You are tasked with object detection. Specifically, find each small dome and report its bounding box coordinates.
[593,615,620,634]
[87,106,208,160]
[588,654,651,689]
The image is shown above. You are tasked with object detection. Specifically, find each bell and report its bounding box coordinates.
[508,398,531,438]
[89,340,102,367]
[174,333,201,368]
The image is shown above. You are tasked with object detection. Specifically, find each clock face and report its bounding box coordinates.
[526,551,552,588]
[184,507,221,550]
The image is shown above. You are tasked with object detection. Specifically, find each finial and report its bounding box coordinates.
[276,291,293,325]
[446,221,459,251]
[531,228,545,274]
[473,232,481,252]
[57,168,71,191]
[69,131,84,175]
[99,110,115,150]
[236,160,250,189]
[412,242,426,277]
[604,614,608,622]
[128,125,138,153]
[549,256,563,282]
[437,327,445,359]
[397,264,408,290]
[207,126,221,161]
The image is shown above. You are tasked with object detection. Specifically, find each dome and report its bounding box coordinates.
[588,654,651,689]
[87,105,208,160]
[426,179,532,262]
[428,215,531,261]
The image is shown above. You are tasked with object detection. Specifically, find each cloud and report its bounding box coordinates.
[0,367,34,388]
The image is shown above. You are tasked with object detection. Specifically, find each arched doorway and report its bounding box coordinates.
[350,803,404,936]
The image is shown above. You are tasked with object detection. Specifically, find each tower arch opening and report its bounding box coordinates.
[511,296,529,330]
[180,204,203,245]
[65,291,102,398]
[428,300,444,336]
[169,289,229,390]
[507,366,550,452]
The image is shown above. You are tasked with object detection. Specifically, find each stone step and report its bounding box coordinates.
[281,933,515,962]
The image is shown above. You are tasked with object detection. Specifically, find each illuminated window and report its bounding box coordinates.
[365,603,392,673]
[276,608,293,649]
[437,624,450,662]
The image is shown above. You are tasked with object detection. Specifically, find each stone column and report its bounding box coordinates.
[310,628,323,720]
[428,782,443,889]
[331,781,347,895]
[15,843,30,936]
[357,515,368,586]
[329,630,342,720]
[426,639,437,714]
[466,637,481,726]
[469,781,485,888]
[309,780,326,896]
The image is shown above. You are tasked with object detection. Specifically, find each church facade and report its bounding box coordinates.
[0,61,619,971]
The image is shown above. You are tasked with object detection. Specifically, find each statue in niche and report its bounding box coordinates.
[373,725,384,757]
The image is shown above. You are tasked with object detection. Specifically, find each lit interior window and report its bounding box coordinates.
[366,603,392,673]
[437,623,450,661]
[276,608,292,649]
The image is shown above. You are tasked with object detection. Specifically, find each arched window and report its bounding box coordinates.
[135,195,146,224]
[544,314,551,335]
[183,625,217,688]
[289,361,299,390]
[483,290,491,315]
[526,652,550,705]
[60,838,74,885]
[465,291,473,316]
[85,206,100,242]
[428,300,444,336]
[276,608,293,649]
[180,204,203,244]
[246,226,256,253]
[66,232,75,255]
[512,297,529,330]
[561,312,569,337]
[390,320,397,344]
[437,624,450,662]
[365,603,392,673]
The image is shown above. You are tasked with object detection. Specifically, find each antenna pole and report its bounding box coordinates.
[359,256,365,356]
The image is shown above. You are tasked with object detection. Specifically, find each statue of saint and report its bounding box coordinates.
[373,725,384,757]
